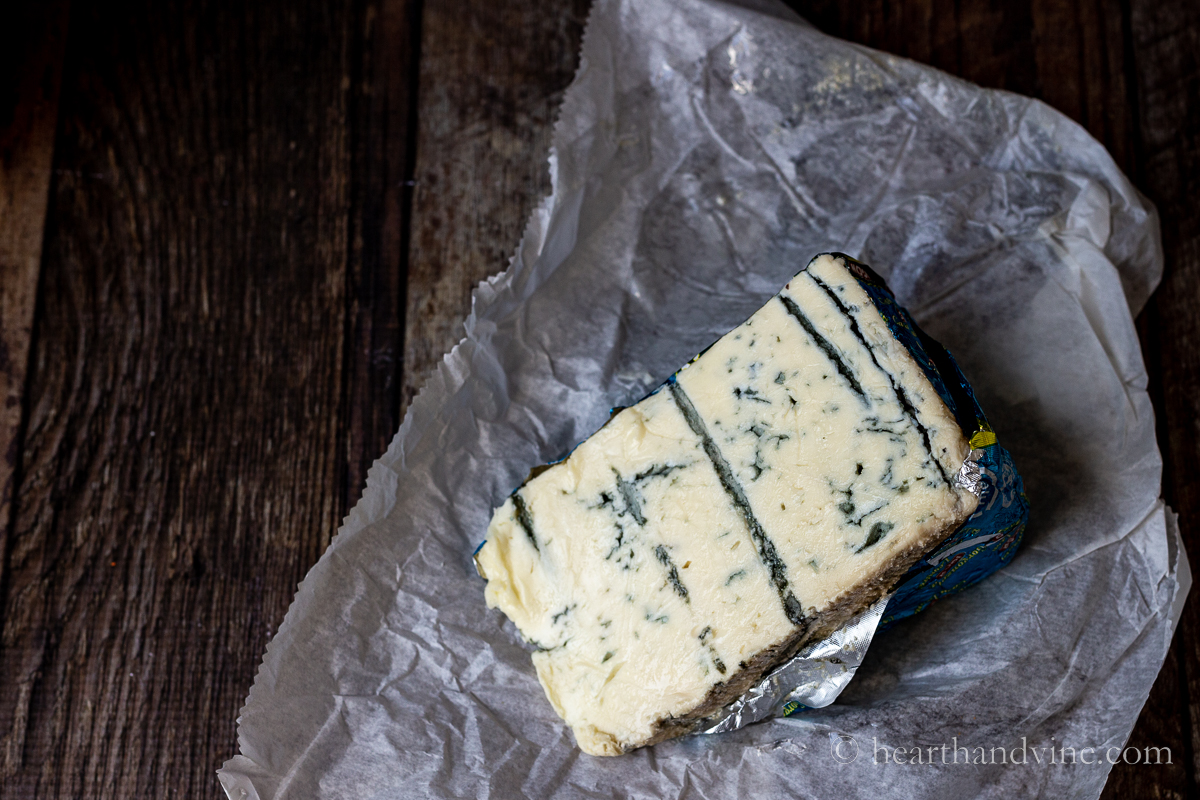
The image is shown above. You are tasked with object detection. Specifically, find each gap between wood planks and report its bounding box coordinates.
[0,1,69,634]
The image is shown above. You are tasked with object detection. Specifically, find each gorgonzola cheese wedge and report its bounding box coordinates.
[475,254,978,755]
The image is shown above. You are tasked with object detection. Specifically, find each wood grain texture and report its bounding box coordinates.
[0,1,69,641]
[342,0,421,511]
[1128,0,1200,795]
[401,0,591,414]
[0,0,381,794]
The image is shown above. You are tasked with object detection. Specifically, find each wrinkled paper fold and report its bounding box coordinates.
[219,1,1187,798]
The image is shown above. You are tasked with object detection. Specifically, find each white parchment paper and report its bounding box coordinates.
[219,1,1189,797]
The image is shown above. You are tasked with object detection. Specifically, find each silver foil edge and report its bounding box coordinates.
[953,447,987,498]
[697,594,890,735]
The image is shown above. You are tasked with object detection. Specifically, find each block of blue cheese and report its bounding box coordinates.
[474,254,979,756]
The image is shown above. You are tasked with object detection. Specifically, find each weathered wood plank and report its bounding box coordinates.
[1127,0,1200,795]
[343,0,420,510]
[0,1,69,653]
[0,0,392,794]
[401,0,591,414]
[1031,0,1137,172]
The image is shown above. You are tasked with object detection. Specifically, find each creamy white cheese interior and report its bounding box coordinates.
[475,254,977,756]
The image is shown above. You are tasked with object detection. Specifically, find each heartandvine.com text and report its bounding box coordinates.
[829,735,1172,766]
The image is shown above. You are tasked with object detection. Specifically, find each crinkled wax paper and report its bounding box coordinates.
[218,0,1189,797]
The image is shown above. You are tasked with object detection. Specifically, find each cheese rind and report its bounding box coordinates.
[475,254,978,755]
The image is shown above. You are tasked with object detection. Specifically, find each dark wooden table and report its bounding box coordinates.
[0,1,1196,797]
